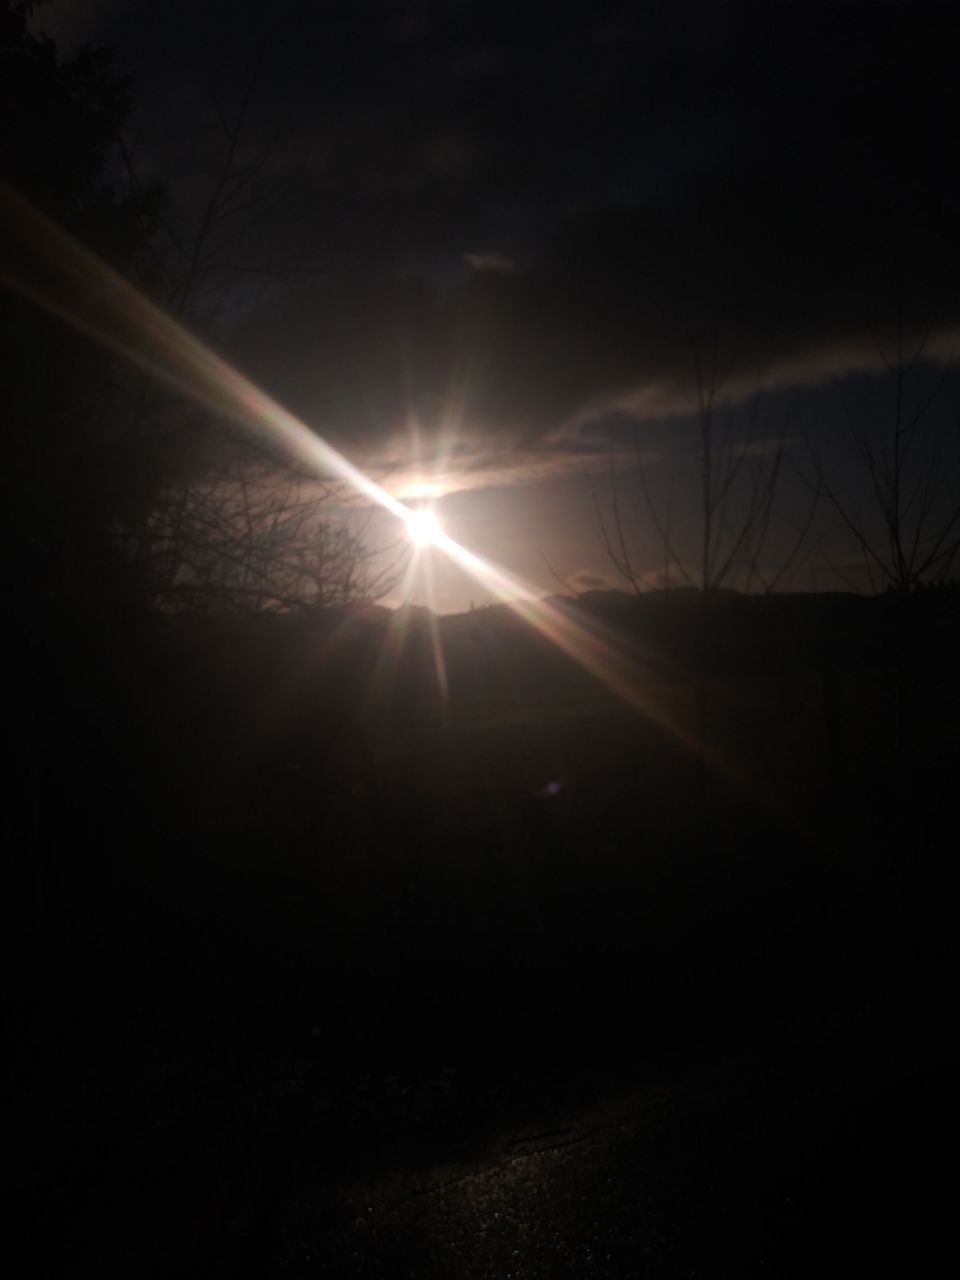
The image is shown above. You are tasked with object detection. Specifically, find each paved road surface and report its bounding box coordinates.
[11,980,955,1278]
[263,995,955,1276]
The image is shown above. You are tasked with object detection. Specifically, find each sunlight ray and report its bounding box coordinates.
[422,549,450,706]
[2,180,715,771]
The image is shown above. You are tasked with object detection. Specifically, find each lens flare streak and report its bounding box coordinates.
[2,180,709,767]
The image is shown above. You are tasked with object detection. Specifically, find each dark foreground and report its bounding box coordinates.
[10,965,956,1278]
[8,592,960,1275]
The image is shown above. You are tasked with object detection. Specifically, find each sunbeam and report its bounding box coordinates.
[1,179,715,772]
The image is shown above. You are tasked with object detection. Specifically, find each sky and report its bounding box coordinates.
[40,0,960,610]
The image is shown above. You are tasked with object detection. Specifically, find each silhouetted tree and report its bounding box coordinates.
[806,331,959,595]
[591,344,816,806]
[804,330,959,769]
[109,41,391,616]
[120,446,402,614]
[1,1,172,960]
[1,0,164,609]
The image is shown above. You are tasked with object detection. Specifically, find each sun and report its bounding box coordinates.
[406,507,444,548]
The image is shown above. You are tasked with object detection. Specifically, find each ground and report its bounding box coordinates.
[9,592,959,1275]
[11,970,956,1277]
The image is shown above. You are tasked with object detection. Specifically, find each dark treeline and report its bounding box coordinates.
[17,580,960,1035]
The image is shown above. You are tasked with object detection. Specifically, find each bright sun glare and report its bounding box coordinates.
[2,181,700,768]
[406,507,444,548]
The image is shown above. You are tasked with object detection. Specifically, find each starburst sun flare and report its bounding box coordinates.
[406,507,444,548]
[1,180,708,772]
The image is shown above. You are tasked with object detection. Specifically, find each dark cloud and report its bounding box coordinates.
[49,1,960,458]
[232,153,959,455]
